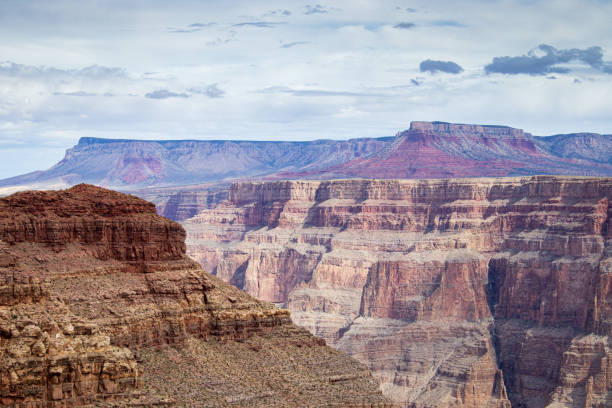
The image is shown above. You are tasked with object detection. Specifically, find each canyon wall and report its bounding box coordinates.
[0,184,390,407]
[185,176,612,407]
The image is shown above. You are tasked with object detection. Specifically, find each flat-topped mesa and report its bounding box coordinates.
[408,120,530,139]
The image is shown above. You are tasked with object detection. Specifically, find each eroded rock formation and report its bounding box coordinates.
[185,176,612,407]
[0,184,390,407]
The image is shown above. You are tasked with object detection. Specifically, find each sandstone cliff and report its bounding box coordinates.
[0,184,391,407]
[185,176,612,407]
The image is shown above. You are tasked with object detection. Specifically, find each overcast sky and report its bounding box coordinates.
[1,0,612,179]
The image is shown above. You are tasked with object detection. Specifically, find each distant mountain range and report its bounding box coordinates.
[1,121,610,196]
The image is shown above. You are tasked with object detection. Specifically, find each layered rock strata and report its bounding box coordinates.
[185,176,612,407]
[0,184,390,407]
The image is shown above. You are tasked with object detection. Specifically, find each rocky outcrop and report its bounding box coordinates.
[185,176,612,407]
[0,184,391,407]
[0,184,185,262]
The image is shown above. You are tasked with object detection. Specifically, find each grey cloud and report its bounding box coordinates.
[168,22,215,33]
[396,7,417,12]
[394,22,415,29]
[233,21,284,28]
[0,61,126,79]
[304,4,328,14]
[189,22,215,28]
[485,44,612,75]
[145,89,189,99]
[188,84,225,98]
[420,59,464,74]
[168,28,201,33]
[281,41,309,48]
[430,20,465,27]
[264,9,291,17]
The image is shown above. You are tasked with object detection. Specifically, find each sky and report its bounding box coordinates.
[1,0,612,179]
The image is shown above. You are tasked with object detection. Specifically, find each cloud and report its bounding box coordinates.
[280,41,309,48]
[189,22,216,28]
[168,22,216,33]
[420,59,464,74]
[396,7,417,12]
[430,20,465,27]
[484,44,612,75]
[53,91,97,97]
[258,86,383,97]
[144,89,189,99]
[168,28,201,33]
[232,22,284,28]
[393,22,415,29]
[264,9,291,17]
[0,61,126,79]
[304,4,328,15]
[188,84,225,98]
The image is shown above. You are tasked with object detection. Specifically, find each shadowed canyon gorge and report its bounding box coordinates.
[0,185,390,407]
[185,176,612,407]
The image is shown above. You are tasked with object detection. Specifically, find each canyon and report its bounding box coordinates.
[184,176,612,407]
[0,184,390,407]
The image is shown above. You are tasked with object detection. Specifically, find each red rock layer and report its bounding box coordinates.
[185,176,612,407]
[0,185,390,407]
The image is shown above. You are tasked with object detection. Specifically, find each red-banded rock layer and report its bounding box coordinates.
[185,176,612,407]
[0,184,185,262]
[0,185,390,407]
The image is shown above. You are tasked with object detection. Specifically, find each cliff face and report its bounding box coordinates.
[0,184,390,407]
[185,176,612,407]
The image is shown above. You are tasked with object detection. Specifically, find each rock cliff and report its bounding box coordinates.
[0,184,390,407]
[185,176,612,407]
